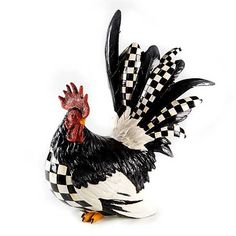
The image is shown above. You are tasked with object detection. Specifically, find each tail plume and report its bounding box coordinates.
[106,10,215,155]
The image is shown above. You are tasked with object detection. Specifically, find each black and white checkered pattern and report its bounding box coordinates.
[160,48,181,64]
[145,96,202,131]
[149,124,186,139]
[45,149,91,208]
[131,61,176,119]
[121,43,141,107]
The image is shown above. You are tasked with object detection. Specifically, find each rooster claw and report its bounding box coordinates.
[81,211,104,223]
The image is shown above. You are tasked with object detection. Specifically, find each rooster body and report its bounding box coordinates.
[46,125,156,218]
[45,10,214,222]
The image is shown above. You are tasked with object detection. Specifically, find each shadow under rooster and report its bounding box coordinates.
[45,10,214,223]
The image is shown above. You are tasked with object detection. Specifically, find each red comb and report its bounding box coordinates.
[59,82,90,118]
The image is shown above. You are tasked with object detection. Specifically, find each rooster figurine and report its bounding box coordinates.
[45,10,214,223]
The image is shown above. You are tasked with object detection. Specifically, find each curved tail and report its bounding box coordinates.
[106,10,214,156]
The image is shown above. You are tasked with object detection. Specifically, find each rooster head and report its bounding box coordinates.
[58,82,90,143]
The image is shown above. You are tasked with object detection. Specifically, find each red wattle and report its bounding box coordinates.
[64,110,85,143]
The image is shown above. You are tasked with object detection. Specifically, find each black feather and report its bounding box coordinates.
[105,10,122,113]
[105,10,121,79]
[100,199,142,216]
[157,78,215,111]
[145,138,173,157]
[173,59,185,79]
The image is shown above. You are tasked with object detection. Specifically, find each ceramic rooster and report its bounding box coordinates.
[45,10,214,223]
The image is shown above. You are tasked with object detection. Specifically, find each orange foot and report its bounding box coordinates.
[81,211,104,223]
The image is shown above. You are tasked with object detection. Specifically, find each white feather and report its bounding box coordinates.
[112,108,154,150]
[150,58,160,72]
[76,171,156,218]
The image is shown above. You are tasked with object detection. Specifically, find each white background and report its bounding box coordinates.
[0,0,235,235]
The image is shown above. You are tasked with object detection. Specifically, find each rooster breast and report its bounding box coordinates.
[45,149,92,210]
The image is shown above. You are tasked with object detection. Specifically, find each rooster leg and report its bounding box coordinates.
[81,211,104,223]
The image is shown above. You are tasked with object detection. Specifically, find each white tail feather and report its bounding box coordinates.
[112,108,154,150]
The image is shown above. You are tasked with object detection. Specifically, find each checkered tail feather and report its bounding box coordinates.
[121,43,142,107]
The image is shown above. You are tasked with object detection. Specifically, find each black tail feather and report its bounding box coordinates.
[145,138,173,157]
[156,78,215,111]
[105,10,122,113]
[173,59,185,79]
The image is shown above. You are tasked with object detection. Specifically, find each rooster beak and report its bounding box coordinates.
[80,118,86,126]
